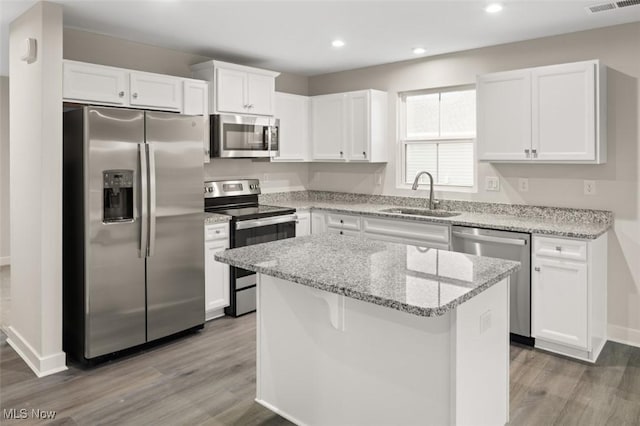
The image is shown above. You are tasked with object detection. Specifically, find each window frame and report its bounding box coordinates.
[396,84,477,193]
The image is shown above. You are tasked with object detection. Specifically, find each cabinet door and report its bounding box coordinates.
[347,91,371,161]
[312,94,346,160]
[216,68,247,113]
[477,70,531,161]
[205,239,230,318]
[532,257,588,349]
[184,80,210,163]
[273,92,310,161]
[130,72,182,111]
[295,212,311,236]
[311,211,327,234]
[532,61,596,161]
[247,73,275,116]
[63,61,128,105]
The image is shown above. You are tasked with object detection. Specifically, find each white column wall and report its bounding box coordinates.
[7,1,66,377]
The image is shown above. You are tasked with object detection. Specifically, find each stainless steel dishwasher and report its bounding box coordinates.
[451,226,532,345]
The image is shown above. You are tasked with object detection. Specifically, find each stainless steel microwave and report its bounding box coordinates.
[211,114,279,158]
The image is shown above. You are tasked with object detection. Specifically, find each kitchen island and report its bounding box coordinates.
[216,234,520,426]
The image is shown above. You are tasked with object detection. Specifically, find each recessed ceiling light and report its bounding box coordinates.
[485,3,503,13]
[332,39,345,48]
[412,47,426,55]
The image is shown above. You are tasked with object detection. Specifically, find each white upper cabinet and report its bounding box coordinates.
[311,89,388,162]
[183,80,210,163]
[63,60,209,115]
[477,70,531,161]
[129,71,182,111]
[477,60,606,164]
[532,62,599,162]
[63,60,128,105]
[312,93,347,160]
[273,92,311,161]
[191,60,280,116]
[216,68,247,113]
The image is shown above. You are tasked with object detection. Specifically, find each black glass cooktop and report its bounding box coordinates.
[206,204,295,221]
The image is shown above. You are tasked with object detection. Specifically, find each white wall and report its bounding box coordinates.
[0,76,9,264]
[7,1,66,376]
[308,23,640,345]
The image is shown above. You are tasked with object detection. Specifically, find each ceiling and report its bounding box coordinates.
[1,1,640,76]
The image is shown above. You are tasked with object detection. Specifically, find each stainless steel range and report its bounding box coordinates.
[205,179,297,317]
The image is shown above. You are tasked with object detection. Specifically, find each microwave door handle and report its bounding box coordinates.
[263,126,270,150]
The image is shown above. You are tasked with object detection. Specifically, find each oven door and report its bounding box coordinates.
[226,214,297,317]
[212,114,274,158]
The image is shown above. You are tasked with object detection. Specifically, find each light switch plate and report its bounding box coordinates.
[485,176,500,192]
[518,178,529,192]
[374,172,383,186]
[584,180,596,195]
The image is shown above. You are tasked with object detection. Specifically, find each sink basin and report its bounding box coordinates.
[380,208,461,218]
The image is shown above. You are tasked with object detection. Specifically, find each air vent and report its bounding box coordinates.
[586,2,617,13]
[617,0,640,7]
[586,0,640,13]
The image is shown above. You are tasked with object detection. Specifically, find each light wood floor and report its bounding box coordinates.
[2,302,640,425]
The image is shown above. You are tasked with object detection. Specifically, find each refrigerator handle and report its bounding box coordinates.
[148,143,157,257]
[139,144,148,258]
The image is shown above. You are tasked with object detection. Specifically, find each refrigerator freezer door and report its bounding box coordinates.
[86,107,147,358]
[145,112,205,340]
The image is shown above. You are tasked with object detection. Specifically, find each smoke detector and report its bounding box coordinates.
[586,0,640,13]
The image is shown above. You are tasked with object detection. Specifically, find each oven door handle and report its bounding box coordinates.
[236,214,298,230]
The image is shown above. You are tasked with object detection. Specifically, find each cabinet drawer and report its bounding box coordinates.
[328,228,361,237]
[205,223,229,241]
[363,217,450,245]
[534,236,587,262]
[327,213,361,231]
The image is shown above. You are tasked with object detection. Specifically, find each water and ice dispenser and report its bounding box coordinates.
[103,170,134,223]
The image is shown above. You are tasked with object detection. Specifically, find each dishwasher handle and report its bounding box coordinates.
[452,230,527,246]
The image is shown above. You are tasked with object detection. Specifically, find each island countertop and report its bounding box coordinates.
[215,233,520,317]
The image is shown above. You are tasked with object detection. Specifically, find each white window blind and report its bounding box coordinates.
[401,87,476,188]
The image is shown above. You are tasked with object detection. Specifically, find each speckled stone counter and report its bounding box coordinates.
[204,212,231,225]
[259,191,612,239]
[215,233,520,317]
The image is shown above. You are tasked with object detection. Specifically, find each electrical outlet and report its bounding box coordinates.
[485,176,500,192]
[480,310,492,334]
[584,180,596,195]
[518,178,529,192]
[374,172,383,186]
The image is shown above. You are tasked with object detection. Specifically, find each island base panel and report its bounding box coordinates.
[256,275,509,426]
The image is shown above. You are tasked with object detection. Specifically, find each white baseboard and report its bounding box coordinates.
[608,324,640,349]
[5,326,67,377]
[0,256,10,266]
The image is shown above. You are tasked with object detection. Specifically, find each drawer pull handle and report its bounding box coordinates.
[555,246,562,251]
[339,231,343,235]
[215,230,221,234]
[535,266,540,272]
[340,219,344,224]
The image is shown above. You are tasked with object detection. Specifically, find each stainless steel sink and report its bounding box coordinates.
[380,208,461,218]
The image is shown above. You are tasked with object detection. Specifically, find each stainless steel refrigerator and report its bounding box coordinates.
[63,106,205,362]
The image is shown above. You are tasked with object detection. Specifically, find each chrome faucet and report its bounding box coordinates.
[411,171,436,210]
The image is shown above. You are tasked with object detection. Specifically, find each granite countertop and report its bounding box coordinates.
[215,233,520,317]
[267,200,610,239]
[204,212,231,225]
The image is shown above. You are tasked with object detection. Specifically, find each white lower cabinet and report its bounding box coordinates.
[326,213,361,236]
[205,223,230,320]
[295,211,311,236]
[532,233,607,362]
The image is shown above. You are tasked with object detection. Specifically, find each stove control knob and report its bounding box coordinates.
[208,187,214,193]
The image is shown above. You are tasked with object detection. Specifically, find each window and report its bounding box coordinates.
[399,87,476,189]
